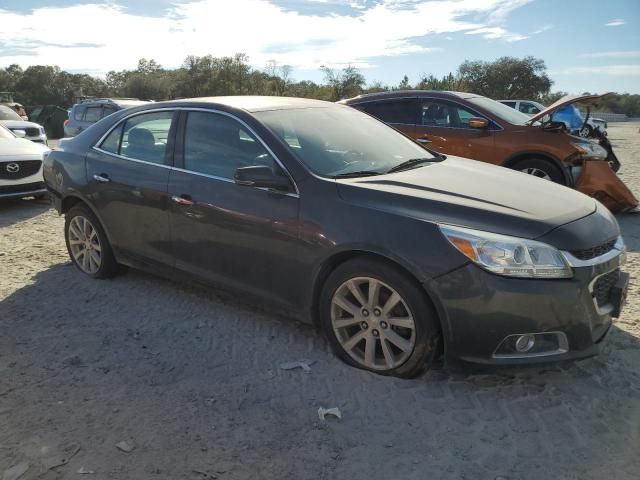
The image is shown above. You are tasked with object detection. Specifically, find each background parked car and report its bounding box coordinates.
[0,124,50,200]
[0,104,48,145]
[498,99,607,137]
[64,98,149,137]
[342,91,637,212]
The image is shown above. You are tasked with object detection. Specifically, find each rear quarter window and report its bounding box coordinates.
[73,106,86,121]
[84,107,102,123]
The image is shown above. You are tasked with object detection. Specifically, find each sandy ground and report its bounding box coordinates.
[1,125,640,480]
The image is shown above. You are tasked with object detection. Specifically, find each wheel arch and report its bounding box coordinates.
[502,151,572,187]
[61,194,115,246]
[309,249,436,327]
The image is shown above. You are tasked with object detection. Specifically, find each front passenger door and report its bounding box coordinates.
[168,111,300,304]
[415,99,495,162]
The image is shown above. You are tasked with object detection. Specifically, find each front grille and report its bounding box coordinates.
[571,239,617,261]
[24,127,41,137]
[0,160,42,180]
[592,269,620,308]
[0,181,45,195]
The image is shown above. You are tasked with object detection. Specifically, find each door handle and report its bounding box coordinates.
[93,173,110,183]
[171,194,194,206]
[416,138,432,144]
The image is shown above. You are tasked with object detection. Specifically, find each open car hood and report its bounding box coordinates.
[525,92,612,125]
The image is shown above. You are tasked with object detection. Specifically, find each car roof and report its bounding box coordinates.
[167,96,333,112]
[74,98,149,109]
[340,90,480,104]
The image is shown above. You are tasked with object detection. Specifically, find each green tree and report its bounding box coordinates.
[457,56,552,100]
[320,65,365,101]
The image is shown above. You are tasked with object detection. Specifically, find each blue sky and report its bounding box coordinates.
[2,0,639,93]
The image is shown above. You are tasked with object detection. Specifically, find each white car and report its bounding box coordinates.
[0,104,48,145]
[498,99,607,137]
[0,125,50,200]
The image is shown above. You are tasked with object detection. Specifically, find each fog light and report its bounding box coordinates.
[515,334,535,353]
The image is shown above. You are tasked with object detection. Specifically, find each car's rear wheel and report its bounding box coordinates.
[65,204,118,278]
[512,158,565,184]
[320,258,441,378]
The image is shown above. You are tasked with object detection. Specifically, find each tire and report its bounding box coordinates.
[319,258,441,378]
[579,124,593,138]
[65,203,118,279]
[512,157,565,185]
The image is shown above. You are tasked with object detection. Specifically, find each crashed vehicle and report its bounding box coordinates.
[498,99,608,138]
[341,92,638,213]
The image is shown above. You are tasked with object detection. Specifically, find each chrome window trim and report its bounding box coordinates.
[92,106,300,196]
[561,236,626,268]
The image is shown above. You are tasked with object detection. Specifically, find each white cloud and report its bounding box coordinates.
[580,50,640,58]
[531,24,552,35]
[604,19,626,27]
[0,0,531,74]
[551,65,640,76]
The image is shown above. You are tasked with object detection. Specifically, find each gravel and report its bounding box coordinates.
[1,124,639,479]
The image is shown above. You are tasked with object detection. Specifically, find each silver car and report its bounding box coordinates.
[0,105,48,145]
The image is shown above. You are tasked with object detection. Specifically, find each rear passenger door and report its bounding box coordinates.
[86,110,177,266]
[357,99,418,137]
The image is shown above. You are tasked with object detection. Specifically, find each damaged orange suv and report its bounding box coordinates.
[341,91,637,212]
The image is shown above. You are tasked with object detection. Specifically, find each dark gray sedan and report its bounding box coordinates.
[43,97,628,377]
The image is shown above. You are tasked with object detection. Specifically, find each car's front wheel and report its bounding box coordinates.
[320,258,441,378]
[65,204,118,278]
[512,157,565,184]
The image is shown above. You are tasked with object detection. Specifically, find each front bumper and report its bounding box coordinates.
[0,181,47,199]
[427,250,626,365]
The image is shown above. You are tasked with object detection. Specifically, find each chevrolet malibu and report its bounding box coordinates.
[43,97,628,377]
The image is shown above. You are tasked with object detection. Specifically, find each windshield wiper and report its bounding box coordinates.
[386,157,433,174]
[333,170,383,179]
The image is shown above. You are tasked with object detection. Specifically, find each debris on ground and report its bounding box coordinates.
[318,407,342,421]
[115,441,136,453]
[192,469,217,479]
[2,462,29,480]
[279,360,315,373]
[77,467,95,474]
[45,443,81,470]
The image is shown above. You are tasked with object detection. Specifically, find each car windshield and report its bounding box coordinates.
[467,96,531,125]
[0,105,22,121]
[254,106,435,177]
[0,125,15,139]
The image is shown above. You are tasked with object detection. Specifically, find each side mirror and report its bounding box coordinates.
[13,129,27,138]
[234,165,292,192]
[468,117,489,129]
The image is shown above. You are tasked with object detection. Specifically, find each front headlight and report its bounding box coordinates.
[439,225,573,279]
[571,141,607,160]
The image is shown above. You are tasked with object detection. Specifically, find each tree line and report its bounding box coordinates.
[1,55,638,116]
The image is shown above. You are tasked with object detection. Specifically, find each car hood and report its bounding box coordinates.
[336,156,596,240]
[0,120,43,130]
[526,93,612,125]
[0,138,50,157]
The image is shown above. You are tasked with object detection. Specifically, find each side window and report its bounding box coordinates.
[421,101,482,129]
[363,100,419,124]
[74,106,86,121]
[120,111,173,164]
[519,102,540,115]
[501,101,516,109]
[102,106,118,118]
[84,106,102,123]
[100,124,123,154]
[184,112,274,179]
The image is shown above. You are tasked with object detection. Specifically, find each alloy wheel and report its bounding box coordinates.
[330,277,416,371]
[68,215,102,274]
[521,167,551,180]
